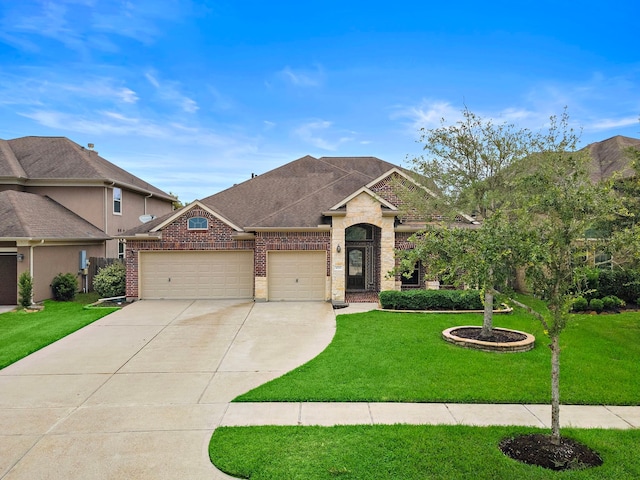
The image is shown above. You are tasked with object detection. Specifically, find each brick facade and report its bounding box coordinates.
[394,231,426,289]
[126,208,332,299]
[254,231,331,277]
[125,209,255,298]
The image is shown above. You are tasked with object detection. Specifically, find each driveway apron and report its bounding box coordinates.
[0,300,336,480]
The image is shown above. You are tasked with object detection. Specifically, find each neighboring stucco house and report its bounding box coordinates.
[0,136,175,304]
[123,155,476,304]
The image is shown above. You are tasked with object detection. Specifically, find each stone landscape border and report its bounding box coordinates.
[442,326,536,353]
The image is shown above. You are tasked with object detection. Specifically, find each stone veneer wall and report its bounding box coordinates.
[125,208,255,298]
[331,192,396,302]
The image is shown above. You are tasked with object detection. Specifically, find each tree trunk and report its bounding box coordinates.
[550,334,561,445]
[479,290,493,339]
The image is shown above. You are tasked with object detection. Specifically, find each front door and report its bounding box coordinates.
[347,247,365,290]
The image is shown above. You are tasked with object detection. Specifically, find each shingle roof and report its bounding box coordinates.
[0,190,109,240]
[199,155,400,228]
[0,136,173,200]
[584,135,640,183]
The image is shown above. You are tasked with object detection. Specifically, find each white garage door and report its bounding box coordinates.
[140,251,253,299]
[268,251,326,301]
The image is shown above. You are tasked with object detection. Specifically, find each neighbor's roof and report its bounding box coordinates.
[199,155,401,228]
[0,136,174,201]
[584,135,640,183]
[0,190,110,241]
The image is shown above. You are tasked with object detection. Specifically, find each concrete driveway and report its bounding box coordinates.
[0,300,336,480]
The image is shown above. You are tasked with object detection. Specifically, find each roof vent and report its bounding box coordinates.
[88,143,94,150]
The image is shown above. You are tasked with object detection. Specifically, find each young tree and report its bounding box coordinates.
[397,107,533,337]
[515,112,622,444]
[397,210,520,337]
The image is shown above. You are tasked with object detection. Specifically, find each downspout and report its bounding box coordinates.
[145,193,153,215]
[29,240,44,304]
[105,183,115,257]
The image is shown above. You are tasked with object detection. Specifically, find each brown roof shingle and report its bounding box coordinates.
[0,136,173,200]
[0,190,109,240]
[199,155,399,228]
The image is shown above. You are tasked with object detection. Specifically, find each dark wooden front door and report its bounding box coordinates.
[347,247,365,290]
[0,254,17,304]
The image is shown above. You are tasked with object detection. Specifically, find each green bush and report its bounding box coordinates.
[18,271,33,308]
[51,273,78,301]
[572,296,588,312]
[589,298,604,313]
[379,289,487,311]
[582,269,640,304]
[93,262,126,298]
[602,295,625,311]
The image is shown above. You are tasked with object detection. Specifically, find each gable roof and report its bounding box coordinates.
[199,155,401,228]
[0,136,174,201]
[0,190,110,241]
[584,135,640,183]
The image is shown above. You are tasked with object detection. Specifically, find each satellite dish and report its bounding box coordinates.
[139,214,156,223]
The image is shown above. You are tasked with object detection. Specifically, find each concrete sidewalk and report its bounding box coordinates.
[220,402,640,429]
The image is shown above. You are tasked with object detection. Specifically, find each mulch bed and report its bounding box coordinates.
[450,327,527,343]
[500,433,603,471]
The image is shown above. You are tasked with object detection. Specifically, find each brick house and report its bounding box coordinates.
[123,155,477,303]
[0,136,175,303]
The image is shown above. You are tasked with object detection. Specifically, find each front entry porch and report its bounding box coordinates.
[345,224,381,302]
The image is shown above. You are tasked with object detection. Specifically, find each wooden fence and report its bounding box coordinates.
[88,257,123,293]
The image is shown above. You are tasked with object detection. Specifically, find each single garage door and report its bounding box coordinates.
[140,251,253,299]
[268,251,326,301]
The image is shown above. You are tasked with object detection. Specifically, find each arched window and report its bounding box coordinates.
[188,216,208,230]
[345,224,373,241]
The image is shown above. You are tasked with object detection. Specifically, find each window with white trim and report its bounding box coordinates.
[113,187,122,214]
[188,216,208,230]
[118,240,126,259]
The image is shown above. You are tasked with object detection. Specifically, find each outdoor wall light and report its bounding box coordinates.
[336,244,341,253]
[17,253,24,262]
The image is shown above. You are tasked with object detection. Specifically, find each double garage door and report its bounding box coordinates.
[139,250,327,301]
[140,251,254,300]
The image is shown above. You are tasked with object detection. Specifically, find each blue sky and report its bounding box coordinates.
[1,0,638,202]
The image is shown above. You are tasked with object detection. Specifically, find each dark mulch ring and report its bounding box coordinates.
[451,327,527,343]
[500,434,603,471]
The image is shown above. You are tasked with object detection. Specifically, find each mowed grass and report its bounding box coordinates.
[236,306,640,404]
[210,425,640,480]
[0,294,118,369]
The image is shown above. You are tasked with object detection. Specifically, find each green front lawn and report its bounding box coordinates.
[236,307,640,405]
[0,294,118,369]
[210,425,640,479]
[213,305,640,478]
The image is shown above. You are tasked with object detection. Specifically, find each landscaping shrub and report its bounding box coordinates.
[602,295,625,311]
[18,271,33,308]
[571,296,588,312]
[582,268,640,304]
[379,289,486,310]
[51,273,78,301]
[93,261,126,298]
[589,298,604,313]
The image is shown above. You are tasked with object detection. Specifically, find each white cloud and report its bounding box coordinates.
[391,100,462,132]
[279,65,324,87]
[293,120,353,151]
[586,116,639,131]
[145,70,199,113]
[0,0,192,54]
